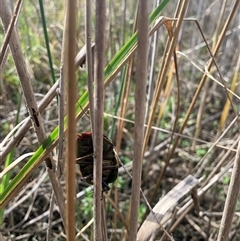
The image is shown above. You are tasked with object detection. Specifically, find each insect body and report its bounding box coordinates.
[76,132,119,192]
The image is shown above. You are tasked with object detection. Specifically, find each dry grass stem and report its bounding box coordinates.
[0,0,22,66]
[64,0,77,239]
[93,1,106,240]
[85,0,94,131]
[138,175,199,240]
[128,0,149,240]
[217,141,240,241]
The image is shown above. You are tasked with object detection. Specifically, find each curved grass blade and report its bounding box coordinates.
[0,94,22,218]
[0,92,88,208]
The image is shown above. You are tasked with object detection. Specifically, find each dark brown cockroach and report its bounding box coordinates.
[76,132,119,192]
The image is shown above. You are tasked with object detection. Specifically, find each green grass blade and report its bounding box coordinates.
[38,0,56,84]
[0,151,14,223]
[0,94,22,219]
[149,0,170,22]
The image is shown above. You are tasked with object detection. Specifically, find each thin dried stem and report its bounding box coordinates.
[85,0,94,132]
[57,7,67,177]
[93,1,106,240]
[0,0,23,67]
[128,0,149,240]
[217,141,240,241]
[46,192,54,241]
[64,0,77,239]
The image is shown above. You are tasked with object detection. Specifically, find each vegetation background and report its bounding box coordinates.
[0,0,239,240]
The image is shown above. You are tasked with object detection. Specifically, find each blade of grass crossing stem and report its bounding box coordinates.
[0,127,58,208]
[0,0,171,208]
[0,92,86,208]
